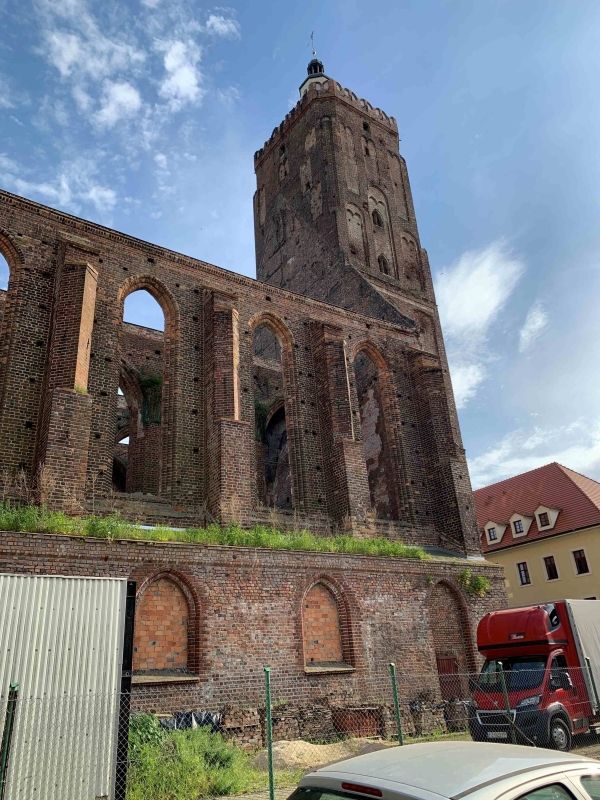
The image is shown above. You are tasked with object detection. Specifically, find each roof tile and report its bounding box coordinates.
[474,462,600,552]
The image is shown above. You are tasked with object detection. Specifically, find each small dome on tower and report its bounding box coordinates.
[307,58,324,77]
[299,57,328,98]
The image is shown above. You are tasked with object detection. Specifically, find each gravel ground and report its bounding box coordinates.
[573,735,600,759]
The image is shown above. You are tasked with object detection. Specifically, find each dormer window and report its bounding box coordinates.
[535,506,559,530]
[509,513,532,537]
[484,521,506,544]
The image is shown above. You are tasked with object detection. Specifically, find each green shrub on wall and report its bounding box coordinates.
[458,568,491,598]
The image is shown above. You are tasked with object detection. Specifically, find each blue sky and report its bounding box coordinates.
[1,0,600,488]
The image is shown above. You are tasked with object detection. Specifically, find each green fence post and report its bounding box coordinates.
[388,663,404,745]
[264,667,275,800]
[498,662,516,744]
[0,683,19,800]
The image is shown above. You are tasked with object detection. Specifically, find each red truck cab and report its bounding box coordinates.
[469,600,600,751]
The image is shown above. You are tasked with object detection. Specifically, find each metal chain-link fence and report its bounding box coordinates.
[1,664,599,800]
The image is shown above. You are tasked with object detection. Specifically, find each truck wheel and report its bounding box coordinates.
[549,717,571,751]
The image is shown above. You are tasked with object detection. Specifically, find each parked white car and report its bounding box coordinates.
[288,742,600,800]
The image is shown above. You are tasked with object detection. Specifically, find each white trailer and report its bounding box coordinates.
[0,574,135,800]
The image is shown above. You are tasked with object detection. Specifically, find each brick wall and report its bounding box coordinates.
[0,531,505,710]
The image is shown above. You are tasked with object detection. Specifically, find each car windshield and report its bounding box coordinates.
[477,657,547,691]
[288,788,379,800]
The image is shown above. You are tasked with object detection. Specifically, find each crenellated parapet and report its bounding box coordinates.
[254,79,397,165]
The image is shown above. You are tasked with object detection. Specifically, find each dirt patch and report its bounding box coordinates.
[574,738,600,760]
[252,733,600,777]
[254,738,396,772]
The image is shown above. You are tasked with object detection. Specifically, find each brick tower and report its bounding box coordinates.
[254,57,433,325]
[253,59,481,555]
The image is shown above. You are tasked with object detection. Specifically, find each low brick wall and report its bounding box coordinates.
[0,530,505,732]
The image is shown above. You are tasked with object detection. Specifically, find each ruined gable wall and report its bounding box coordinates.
[0,189,479,553]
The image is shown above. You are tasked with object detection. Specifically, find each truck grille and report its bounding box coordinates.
[477,710,516,726]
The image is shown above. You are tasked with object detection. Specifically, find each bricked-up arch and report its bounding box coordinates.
[116,278,177,496]
[346,203,368,266]
[133,571,200,674]
[353,346,400,520]
[427,580,476,699]
[302,579,354,669]
[252,322,292,509]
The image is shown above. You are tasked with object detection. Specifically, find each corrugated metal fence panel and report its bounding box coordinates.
[0,574,127,800]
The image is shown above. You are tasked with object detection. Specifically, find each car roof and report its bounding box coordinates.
[301,742,599,800]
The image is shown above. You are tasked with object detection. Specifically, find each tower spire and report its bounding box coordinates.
[299,38,327,97]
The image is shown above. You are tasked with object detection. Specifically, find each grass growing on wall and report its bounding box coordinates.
[0,502,429,560]
[127,714,301,800]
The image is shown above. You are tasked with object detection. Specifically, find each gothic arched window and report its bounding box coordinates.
[372,209,384,228]
[378,254,389,275]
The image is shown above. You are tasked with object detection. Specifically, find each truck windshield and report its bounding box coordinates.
[478,657,547,691]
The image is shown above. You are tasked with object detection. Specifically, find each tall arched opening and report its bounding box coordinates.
[0,238,22,448]
[114,280,177,496]
[252,322,292,509]
[353,348,398,520]
[0,252,8,291]
[427,581,474,700]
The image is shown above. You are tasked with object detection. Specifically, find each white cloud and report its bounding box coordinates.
[141,0,161,6]
[41,25,144,81]
[451,363,486,409]
[82,184,117,212]
[216,86,241,107]
[0,154,20,172]
[469,419,600,488]
[158,40,204,110]
[0,154,118,215]
[435,241,524,409]
[43,31,83,77]
[96,81,142,127]
[519,302,549,353]
[0,74,22,109]
[437,241,523,340]
[72,85,92,112]
[154,152,168,169]
[205,13,240,39]
[0,72,30,110]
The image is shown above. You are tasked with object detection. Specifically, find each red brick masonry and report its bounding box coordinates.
[0,531,504,712]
